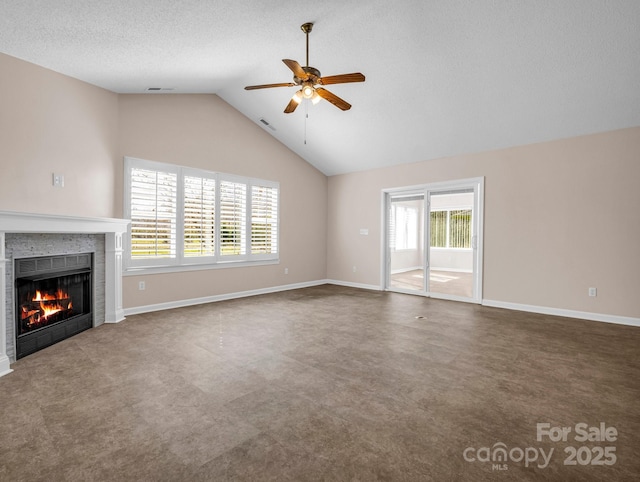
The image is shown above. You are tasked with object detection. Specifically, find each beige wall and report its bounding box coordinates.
[328,127,640,318]
[0,53,119,218]
[117,95,327,309]
[0,54,327,311]
[2,52,637,319]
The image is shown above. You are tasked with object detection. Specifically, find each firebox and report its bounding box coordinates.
[14,253,93,359]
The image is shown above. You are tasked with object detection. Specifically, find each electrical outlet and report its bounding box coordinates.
[353,266,357,273]
[588,287,597,297]
[284,268,289,275]
[138,281,146,291]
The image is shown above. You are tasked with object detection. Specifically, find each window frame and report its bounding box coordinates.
[124,157,279,274]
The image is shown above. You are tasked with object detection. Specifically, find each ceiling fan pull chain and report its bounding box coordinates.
[304,104,308,145]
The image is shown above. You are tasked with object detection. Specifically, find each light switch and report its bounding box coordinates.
[52,173,65,188]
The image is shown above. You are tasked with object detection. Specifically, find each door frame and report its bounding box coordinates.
[381,177,484,303]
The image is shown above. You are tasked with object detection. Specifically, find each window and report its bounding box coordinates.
[430,210,447,248]
[430,209,472,248]
[219,180,247,257]
[390,204,418,250]
[449,209,472,248]
[251,185,279,255]
[129,167,177,259]
[124,157,279,270]
[184,175,216,257]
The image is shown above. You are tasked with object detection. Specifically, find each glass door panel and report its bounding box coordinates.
[388,194,425,293]
[427,191,474,299]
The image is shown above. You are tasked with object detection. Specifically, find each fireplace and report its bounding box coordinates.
[0,211,129,377]
[14,253,93,359]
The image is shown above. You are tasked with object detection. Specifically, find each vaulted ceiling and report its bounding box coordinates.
[2,1,639,176]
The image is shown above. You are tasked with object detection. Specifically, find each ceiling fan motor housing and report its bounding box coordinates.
[295,66,321,85]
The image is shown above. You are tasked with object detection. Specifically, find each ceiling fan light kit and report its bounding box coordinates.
[245,22,365,114]
[302,84,314,98]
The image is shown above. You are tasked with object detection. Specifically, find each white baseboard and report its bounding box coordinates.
[0,355,13,378]
[390,267,473,274]
[430,267,473,273]
[123,280,328,316]
[482,299,640,328]
[326,279,382,291]
[430,292,479,304]
[123,281,639,329]
[390,266,422,275]
[104,309,126,324]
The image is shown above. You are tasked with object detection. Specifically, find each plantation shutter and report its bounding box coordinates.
[396,206,409,249]
[130,168,177,259]
[388,204,397,250]
[219,180,247,256]
[126,157,279,268]
[184,176,216,257]
[251,185,278,255]
[390,205,418,250]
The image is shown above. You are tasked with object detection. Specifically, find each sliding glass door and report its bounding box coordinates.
[384,178,483,303]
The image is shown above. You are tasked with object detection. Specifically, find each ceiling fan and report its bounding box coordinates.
[245,22,365,114]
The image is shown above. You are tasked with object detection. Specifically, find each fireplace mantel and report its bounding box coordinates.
[0,211,130,377]
[0,211,129,234]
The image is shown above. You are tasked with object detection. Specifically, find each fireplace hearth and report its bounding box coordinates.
[14,254,93,359]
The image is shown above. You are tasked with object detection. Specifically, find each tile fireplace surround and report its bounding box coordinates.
[0,211,129,377]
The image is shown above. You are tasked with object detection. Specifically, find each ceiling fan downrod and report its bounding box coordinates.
[301,22,313,67]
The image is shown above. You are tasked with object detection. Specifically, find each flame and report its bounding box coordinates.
[33,289,66,302]
[22,288,73,330]
[40,302,63,319]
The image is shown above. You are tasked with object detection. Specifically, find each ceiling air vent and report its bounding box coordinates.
[146,87,175,92]
[259,118,276,131]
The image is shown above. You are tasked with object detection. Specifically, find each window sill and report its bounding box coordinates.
[123,259,279,276]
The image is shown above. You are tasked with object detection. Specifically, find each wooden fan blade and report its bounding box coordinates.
[245,82,296,90]
[315,88,351,111]
[284,98,300,114]
[319,73,365,85]
[282,59,308,80]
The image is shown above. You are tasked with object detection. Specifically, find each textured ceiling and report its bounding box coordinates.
[1,1,639,176]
